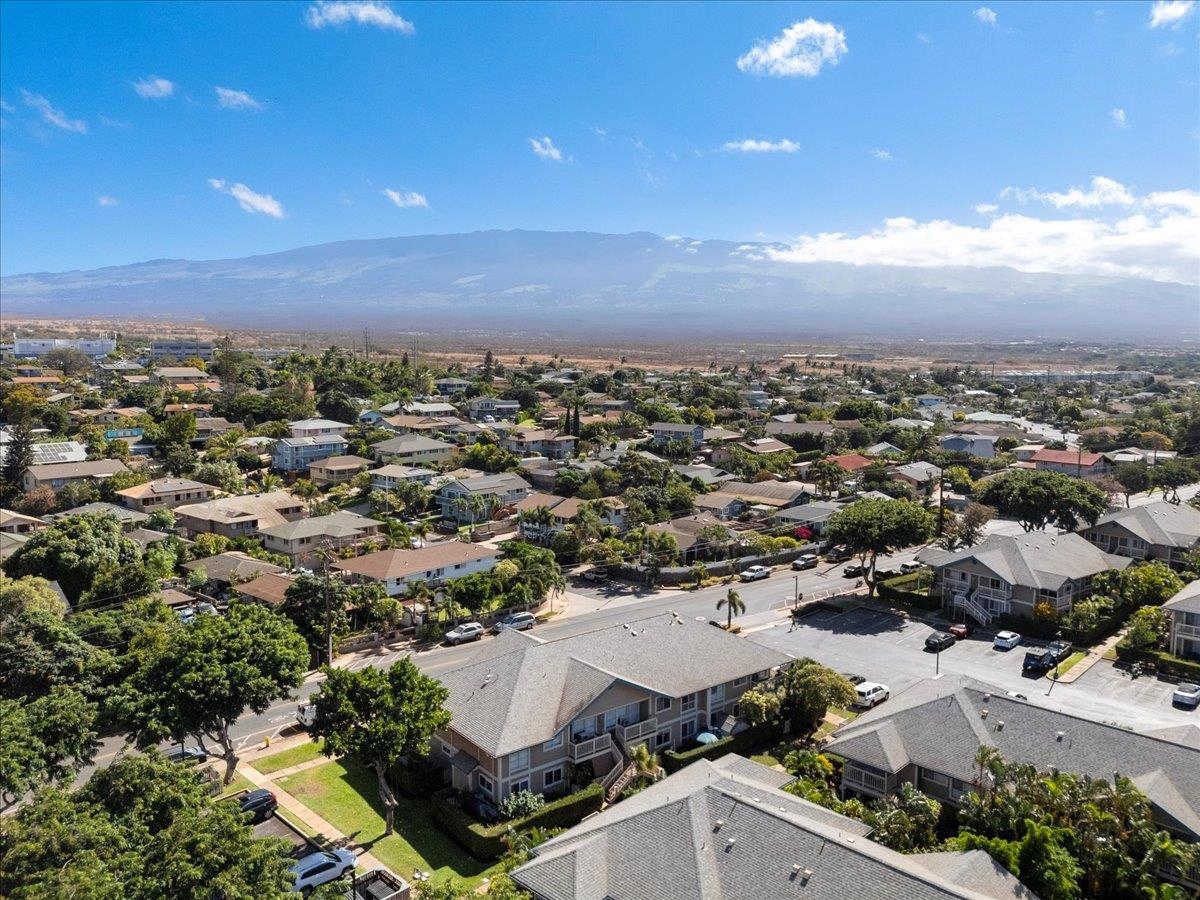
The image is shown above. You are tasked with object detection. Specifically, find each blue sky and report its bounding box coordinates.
[1,0,1198,282]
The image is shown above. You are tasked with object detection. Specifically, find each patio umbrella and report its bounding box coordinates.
[695,731,721,745]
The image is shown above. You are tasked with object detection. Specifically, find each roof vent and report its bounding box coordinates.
[726,837,737,847]
[1056,731,1065,741]
[996,721,1004,731]
[714,819,724,829]
[983,693,992,702]
[980,709,988,719]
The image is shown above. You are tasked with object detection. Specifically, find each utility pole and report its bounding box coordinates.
[937,477,947,536]
[320,545,334,667]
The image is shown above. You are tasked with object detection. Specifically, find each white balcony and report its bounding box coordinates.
[841,765,894,797]
[619,718,658,744]
[568,733,613,761]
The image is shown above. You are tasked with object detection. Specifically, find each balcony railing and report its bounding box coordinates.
[619,718,658,744]
[1173,622,1200,639]
[841,766,893,797]
[568,733,612,761]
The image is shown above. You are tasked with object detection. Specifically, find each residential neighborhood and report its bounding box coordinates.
[2,335,1198,900]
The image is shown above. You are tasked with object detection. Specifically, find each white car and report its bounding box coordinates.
[290,849,356,895]
[1173,682,1200,708]
[445,622,485,645]
[993,630,1022,650]
[853,682,890,709]
[493,611,536,633]
[739,565,771,582]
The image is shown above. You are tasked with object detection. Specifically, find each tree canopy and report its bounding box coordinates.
[976,469,1107,533]
[826,498,935,595]
[3,513,140,604]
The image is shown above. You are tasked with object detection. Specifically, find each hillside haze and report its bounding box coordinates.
[2,230,1192,341]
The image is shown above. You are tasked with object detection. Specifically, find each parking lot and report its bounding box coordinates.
[748,603,1196,732]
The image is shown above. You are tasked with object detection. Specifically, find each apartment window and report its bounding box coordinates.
[682,717,697,740]
[681,694,697,713]
[655,696,671,713]
[477,774,494,797]
[543,767,564,790]
[542,733,563,751]
[509,749,530,774]
[709,684,725,705]
[733,676,748,687]
[655,730,672,749]
[510,779,530,795]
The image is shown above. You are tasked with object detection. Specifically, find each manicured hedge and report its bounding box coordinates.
[431,782,604,859]
[662,723,783,774]
[877,572,940,610]
[1114,646,1200,681]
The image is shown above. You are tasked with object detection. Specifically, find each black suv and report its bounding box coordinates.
[238,788,278,823]
[925,632,956,652]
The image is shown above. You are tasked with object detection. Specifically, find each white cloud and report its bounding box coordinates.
[871,148,893,161]
[305,1,414,32]
[97,195,118,207]
[20,90,86,133]
[132,76,175,99]
[0,98,15,113]
[736,19,847,78]
[1149,0,1195,28]
[916,32,932,44]
[722,138,800,153]
[763,182,1200,284]
[974,7,998,25]
[974,203,999,215]
[215,86,263,110]
[208,178,285,218]
[529,136,563,161]
[1110,107,1127,127]
[1003,175,1136,209]
[382,188,428,208]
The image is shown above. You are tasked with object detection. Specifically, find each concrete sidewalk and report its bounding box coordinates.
[1052,628,1125,684]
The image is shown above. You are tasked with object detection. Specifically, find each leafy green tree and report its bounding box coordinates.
[777,658,856,735]
[3,513,139,604]
[0,754,294,899]
[826,498,935,595]
[0,685,98,809]
[1151,458,1196,503]
[0,600,109,703]
[1016,821,1083,900]
[716,587,745,629]
[739,685,782,726]
[0,419,34,504]
[309,659,451,834]
[145,507,176,532]
[78,560,160,609]
[193,459,244,494]
[1113,462,1152,507]
[976,469,1107,533]
[862,782,942,852]
[280,573,353,664]
[120,603,307,784]
[1115,561,1184,607]
[1119,606,1169,651]
[808,459,846,498]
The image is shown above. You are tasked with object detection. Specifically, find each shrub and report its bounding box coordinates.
[662,723,782,774]
[431,783,604,859]
[498,789,545,820]
[417,622,444,643]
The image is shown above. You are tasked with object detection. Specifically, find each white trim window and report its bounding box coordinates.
[733,676,748,687]
[509,749,530,774]
[709,684,725,705]
[655,730,672,749]
[681,693,697,713]
[681,718,697,740]
[542,733,563,751]
[510,778,530,794]
[543,767,564,790]
[477,774,494,797]
[655,695,671,713]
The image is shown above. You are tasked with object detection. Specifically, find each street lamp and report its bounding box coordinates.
[1046,630,1063,696]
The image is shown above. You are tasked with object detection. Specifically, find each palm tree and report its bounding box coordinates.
[630,742,660,780]
[290,477,321,505]
[250,471,283,493]
[717,588,745,630]
[404,579,434,623]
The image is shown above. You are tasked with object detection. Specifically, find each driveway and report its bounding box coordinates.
[747,602,1195,732]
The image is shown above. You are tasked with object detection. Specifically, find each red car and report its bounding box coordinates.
[948,623,971,639]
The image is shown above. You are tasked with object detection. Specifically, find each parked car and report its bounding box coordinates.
[444,622,485,645]
[925,632,957,652]
[853,682,890,709]
[825,546,851,562]
[899,562,923,574]
[1023,640,1071,672]
[238,788,278,823]
[791,554,819,571]
[842,672,866,685]
[165,745,208,765]
[493,611,536,633]
[739,565,771,582]
[993,630,1022,650]
[296,702,316,730]
[581,566,608,583]
[290,849,357,895]
[1173,682,1200,708]
[176,601,217,625]
[948,623,971,639]
[842,564,865,578]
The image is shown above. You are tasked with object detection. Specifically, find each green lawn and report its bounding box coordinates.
[1051,651,1087,678]
[278,758,503,888]
[215,771,255,800]
[253,741,327,775]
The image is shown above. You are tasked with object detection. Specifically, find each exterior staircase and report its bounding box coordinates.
[600,729,639,804]
[953,589,994,626]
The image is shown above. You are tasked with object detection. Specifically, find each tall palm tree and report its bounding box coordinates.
[717,588,745,630]
[404,579,434,623]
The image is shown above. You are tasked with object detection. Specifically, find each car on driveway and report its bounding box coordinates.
[925,632,957,652]
[444,622,485,645]
[853,682,890,709]
[948,623,971,639]
[791,554,819,571]
[993,630,1022,650]
[842,564,865,578]
[238,788,278,823]
[290,849,357,896]
[739,565,771,582]
[1173,682,1200,708]
[493,611,536,634]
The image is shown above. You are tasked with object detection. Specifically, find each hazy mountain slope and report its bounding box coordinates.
[2,230,1193,340]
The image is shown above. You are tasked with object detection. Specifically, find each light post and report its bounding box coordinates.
[1046,630,1063,696]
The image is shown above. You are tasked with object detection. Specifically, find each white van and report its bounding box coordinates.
[853,682,890,709]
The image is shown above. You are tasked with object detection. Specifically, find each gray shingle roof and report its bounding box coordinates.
[1091,501,1200,549]
[513,755,1034,900]
[1163,579,1200,615]
[921,531,1130,590]
[437,615,790,756]
[827,677,1200,839]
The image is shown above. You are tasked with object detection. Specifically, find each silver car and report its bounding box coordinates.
[290,849,356,895]
[445,622,485,645]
